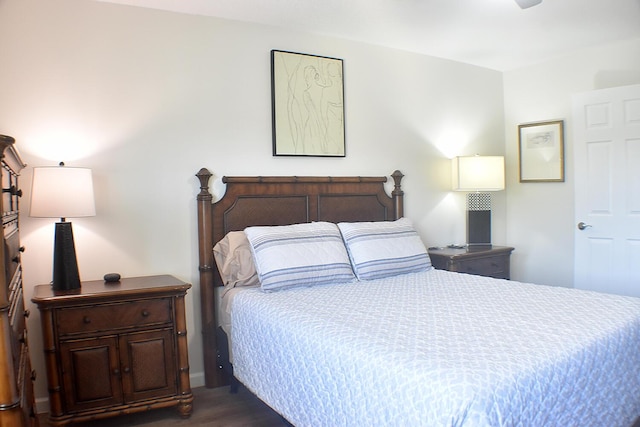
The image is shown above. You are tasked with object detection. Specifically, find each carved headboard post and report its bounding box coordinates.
[391,170,404,219]
[195,168,223,388]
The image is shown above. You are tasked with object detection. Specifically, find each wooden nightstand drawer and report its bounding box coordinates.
[457,256,507,277]
[428,246,514,280]
[56,298,172,336]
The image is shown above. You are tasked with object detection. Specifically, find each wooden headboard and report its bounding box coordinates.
[195,169,404,387]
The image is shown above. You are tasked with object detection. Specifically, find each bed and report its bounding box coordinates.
[195,168,640,426]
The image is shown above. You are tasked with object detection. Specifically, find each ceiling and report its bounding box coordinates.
[96,0,640,71]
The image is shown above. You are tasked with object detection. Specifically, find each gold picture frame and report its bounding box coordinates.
[271,50,345,157]
[518,120,565,182]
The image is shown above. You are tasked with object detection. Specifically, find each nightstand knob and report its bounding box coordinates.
[83,316,91,324]
[113,368,120,375]
[124,367,130,373]
[141,310,149,317]
[31,370,37,381]
[24,309,30,318]
[19,246,25,252]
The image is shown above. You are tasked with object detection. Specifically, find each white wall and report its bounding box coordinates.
[503,37,640,287]
[0,0,506,408]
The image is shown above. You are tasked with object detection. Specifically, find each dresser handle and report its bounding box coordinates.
[19,246,25,253]
[83,316,91,324]
[113,368,120,376]
[24,309,30,318]
[123,367,130,373]
[3,185,22,197]
[12,255,19,263]
[141,310,149,317]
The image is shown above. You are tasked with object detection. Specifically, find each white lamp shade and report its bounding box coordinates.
[452,156,505,191]
[514,0,542,9]
[30,166,96,218]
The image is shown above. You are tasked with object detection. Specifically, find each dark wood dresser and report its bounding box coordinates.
[0,135,38,426]
[428,246,514,279]
[31,275,193,426]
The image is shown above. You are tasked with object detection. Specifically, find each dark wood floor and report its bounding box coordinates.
[38,385,292,427]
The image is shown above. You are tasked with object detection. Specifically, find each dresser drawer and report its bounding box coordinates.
[57,298,172,336]
[456,256,507,278]
[10,287,26,371]
[19,350,37,425]
[4,229,21,284]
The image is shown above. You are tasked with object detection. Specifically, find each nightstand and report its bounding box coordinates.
[428,246,514,279]
[32,275,193,426]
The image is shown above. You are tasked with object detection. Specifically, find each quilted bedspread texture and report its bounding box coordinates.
[231,269,640,427]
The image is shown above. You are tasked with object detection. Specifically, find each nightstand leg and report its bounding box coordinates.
[175,293,193,418]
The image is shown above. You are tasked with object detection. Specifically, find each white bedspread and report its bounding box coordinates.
[231,269,640,426]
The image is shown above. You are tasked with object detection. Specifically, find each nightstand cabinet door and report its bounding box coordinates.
[60,336,122,413]
[120,329,177,402]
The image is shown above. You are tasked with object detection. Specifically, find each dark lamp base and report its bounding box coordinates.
[52,222,81,291]
[467,210,492,247]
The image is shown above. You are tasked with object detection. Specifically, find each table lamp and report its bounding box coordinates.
[30,162,95,291]
[452,155,505,248]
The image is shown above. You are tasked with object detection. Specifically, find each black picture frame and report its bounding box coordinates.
[271,50,345,157]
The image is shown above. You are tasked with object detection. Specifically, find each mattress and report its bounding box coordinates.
[230,269,640,426]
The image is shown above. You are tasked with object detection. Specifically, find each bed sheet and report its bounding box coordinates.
[220,285,259,363]
[231,269,640,426]
[220,285,255,336]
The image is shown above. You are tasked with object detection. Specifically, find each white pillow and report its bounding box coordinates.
[213,231,260,289]
[245,222,356,292]
[337,218,431,280]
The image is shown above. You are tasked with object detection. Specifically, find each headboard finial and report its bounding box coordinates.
[391,170,404,196]
[391,170,404,219]
[196,168,213,200]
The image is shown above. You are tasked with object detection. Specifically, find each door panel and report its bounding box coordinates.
[59,336,122,412]
[627,138,640,211]
[573,84,640,296]
[119,329,177,403]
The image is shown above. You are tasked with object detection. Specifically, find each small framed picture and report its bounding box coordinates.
[518,120,565,182]
[271,50,345,157]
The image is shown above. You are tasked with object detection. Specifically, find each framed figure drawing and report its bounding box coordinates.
[518,120,565,182]
[271,50,345,157]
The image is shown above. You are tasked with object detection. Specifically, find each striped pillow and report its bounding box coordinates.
[338,218,431,280]
[244,222,356,292]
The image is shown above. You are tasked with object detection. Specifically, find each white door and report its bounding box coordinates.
[573,84,640,297]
